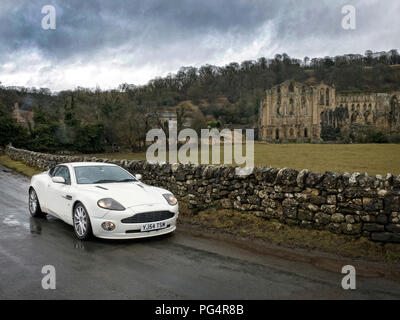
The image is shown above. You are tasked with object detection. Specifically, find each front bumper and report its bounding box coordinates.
[90,204,178,240]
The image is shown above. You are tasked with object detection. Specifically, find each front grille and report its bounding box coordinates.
[121,211,175,224]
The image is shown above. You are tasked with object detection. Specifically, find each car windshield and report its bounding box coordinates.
[74,166,137,184]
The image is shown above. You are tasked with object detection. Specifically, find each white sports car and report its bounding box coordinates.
[28,162,178,240]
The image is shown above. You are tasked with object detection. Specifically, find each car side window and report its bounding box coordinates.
[53,166,71,185]
[49,166,58,177]
[49,167,57,177]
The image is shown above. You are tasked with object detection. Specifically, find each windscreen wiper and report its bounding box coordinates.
[92,179,118,184]
[116,178,136,182]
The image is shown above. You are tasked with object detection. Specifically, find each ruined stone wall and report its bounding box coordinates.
[5,145,400,243]
[259,81,336,142]
[333,92,400,130]
[259,81,400,142]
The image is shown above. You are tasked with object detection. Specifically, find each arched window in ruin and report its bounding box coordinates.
[289,82,294,93]
[365,104,373,124]
[276,105,280,115]
[289,128,294,137]
[351,112,357,123]
[320,111,326,126]
[289,98,294,115]
[349,104,355,123]
[275,128,280,140]
[363,103,368,123]
[329,110,333,126]
[326,88,330,106]
[389,95,399,126]
[304,128,308,138]
[301,96,306,114]
[320,89,324,105]
[277,86,281,94]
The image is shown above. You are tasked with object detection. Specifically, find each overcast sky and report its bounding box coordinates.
[0,0,399,91]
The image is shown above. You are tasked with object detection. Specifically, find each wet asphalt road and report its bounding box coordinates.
[0,165,399,300]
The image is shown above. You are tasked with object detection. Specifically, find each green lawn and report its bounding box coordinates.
[83,143,400,176]
[0,155,41,177]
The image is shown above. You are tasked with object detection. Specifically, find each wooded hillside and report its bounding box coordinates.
[1,50,399,152]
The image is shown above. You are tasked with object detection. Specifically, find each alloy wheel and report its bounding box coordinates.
[74,206,88,237]
[29,190,38,214]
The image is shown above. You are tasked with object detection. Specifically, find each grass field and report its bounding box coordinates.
[83,143,400,176]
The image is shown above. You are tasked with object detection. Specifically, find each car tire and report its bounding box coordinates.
[29,188,46,218]
[73,202,93,241]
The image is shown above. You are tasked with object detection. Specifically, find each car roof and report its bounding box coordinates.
[61,162,118,168]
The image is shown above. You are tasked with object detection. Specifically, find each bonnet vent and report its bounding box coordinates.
[95,186,108,190]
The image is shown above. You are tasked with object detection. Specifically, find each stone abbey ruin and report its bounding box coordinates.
[258,80,400,142]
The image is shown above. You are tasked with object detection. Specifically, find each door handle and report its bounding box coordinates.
[62,195,72,200]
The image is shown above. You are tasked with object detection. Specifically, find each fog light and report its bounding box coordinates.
[101,221,116,231]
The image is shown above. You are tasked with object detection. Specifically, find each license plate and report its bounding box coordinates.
[141,221,167,232]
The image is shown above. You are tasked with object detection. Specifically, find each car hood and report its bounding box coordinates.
[77,182,168,208]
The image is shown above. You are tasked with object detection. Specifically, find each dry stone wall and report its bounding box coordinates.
[5,145,400,243]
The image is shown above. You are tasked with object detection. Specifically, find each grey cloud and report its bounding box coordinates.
[0,0,399,89]
[1,0,275,63]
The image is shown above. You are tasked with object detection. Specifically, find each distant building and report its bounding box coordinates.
[258,80,400,142]
[12,102,34,128]
[158,111,177,125]
[159,110,191,128]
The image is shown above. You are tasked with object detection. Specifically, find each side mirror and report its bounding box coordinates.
[135,174,142,181]
[52,176,66,184]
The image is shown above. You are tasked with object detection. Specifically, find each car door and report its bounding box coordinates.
[47,165,74,222]
[38,166,58,213]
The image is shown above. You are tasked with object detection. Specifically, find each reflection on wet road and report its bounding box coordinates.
[0,165,399,299]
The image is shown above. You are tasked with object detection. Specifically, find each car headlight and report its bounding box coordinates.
[97,198,125,211]
[163,193,178,206]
